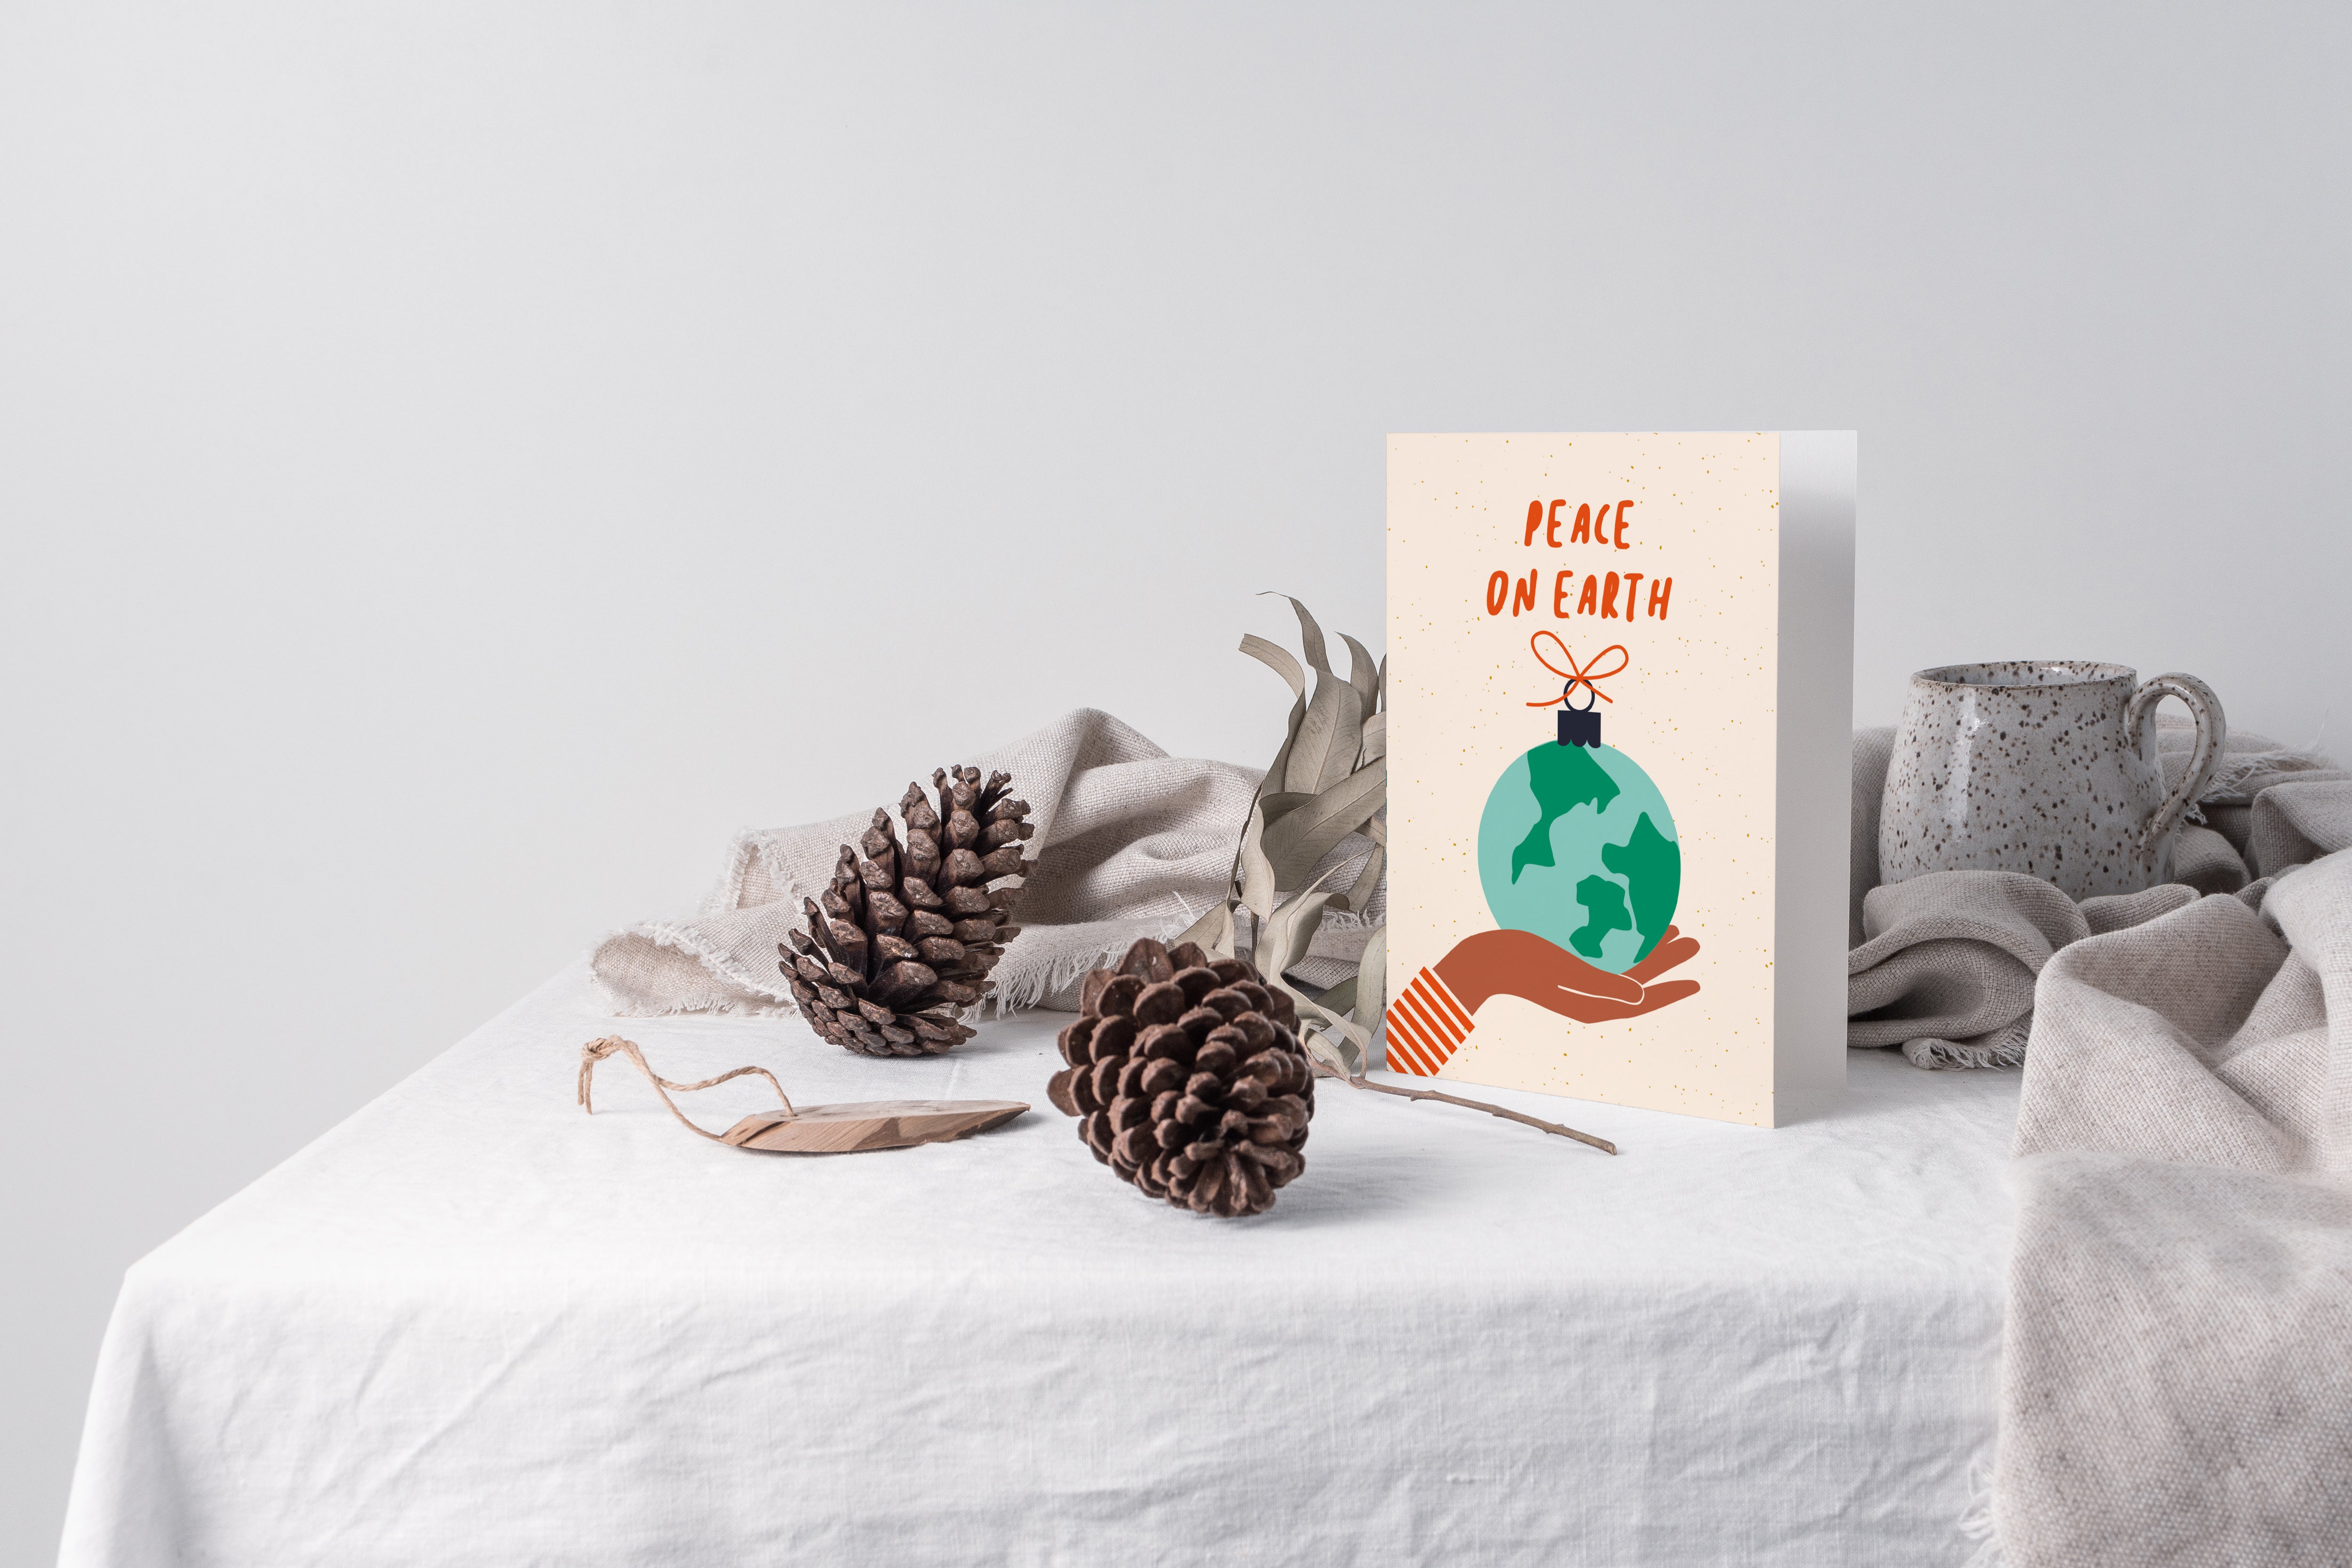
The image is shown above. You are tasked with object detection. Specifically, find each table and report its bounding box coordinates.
[60,964,2018,1567]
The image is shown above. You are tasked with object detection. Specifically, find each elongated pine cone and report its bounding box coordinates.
[1046,938,1313,1218]
[779,766,1035,1056]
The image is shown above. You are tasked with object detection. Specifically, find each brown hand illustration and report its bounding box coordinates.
[1624,926,1701,994]
[1384,925,1700,1076]
[1436,926,1700,1023]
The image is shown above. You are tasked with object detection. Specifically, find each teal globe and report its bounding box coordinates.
[1476,742,1681,974]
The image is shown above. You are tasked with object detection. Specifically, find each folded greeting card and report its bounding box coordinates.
[1383,433,1854,1126]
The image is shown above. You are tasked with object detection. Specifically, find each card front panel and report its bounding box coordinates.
[1386,432,1782,1125]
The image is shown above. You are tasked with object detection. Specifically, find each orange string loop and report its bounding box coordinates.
[1525,634,1629,708]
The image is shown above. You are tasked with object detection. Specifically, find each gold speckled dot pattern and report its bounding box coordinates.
[1387,432,1781,1127]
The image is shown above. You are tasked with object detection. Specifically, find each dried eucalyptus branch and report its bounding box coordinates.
[1187,591,1621,1155]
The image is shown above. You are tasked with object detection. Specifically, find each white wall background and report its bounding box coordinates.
[3,1,2344,1557]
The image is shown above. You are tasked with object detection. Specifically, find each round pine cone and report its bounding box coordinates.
[1046,938,1314,1218]
[779,765,1035,1056]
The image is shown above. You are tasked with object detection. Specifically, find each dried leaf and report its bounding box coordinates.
[1257,865,1343,983]
[1239,792,1315,919]
[1259,894,1334,986]
[1239,634,1306,699]
[1340,633,1379,716]
[1242,635,1310,796]
[1211,913,1238,958]
[1302,1027,1362,1082]
[1221,598,1388,1036]
[1283,670,1363,795]
[1376,655,1386,712]
[1334,842,1383,915]
[1239,816,1276,921]
[1262,592,1332,677]
[1286,986,1370,1079]
[1263,732,1301,809]
[1318,1002,1374,1057]
[1355,924,1387,1030]
[1169,897,1235,957]
[1281,930,1374,1042]
[1262,758,1387,884]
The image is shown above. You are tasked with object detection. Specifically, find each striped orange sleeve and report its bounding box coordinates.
[1381,966,1475,1076]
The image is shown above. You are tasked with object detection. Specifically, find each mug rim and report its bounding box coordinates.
[1913,660,2137,690]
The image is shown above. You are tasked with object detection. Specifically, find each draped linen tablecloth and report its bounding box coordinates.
[1995,791,2352,1567]
[1843,720,2352,1565]
[64,707,2352,1564]
[60,963,2016,1567]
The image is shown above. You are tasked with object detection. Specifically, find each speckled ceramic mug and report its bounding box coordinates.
[1878,661,2226,900]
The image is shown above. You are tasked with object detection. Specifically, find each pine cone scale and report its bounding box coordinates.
[1089,1057,1122,1107]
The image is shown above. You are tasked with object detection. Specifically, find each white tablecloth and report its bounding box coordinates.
[61,965,2017,1567]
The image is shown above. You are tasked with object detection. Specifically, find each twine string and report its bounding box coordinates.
[577,1035,794,1144]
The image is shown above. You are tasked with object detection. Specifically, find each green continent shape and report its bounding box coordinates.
[1510,743,1621,883]
[1601,812,1682,963]
[1570,876,1633,958]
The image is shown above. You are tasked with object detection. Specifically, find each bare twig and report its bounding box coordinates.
[1326,1071,1616,1154]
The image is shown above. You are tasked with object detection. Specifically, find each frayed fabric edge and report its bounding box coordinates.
[1903,1037,2027,1070]
[591,921,1156,1024]
[991,893,1248,1017]
[1959,1446,2004,1568]
[2198,744,2337,804]
[987,894,1362,1017]
[589,921,799,1019]
[596,897,1305,1025]
[707,828,827,916]
[594,987,791,1019]
[1901,1017,2031,1070]
[989,930,1171,1015]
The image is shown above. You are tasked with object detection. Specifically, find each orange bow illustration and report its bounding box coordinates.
[1525,634,1629,708]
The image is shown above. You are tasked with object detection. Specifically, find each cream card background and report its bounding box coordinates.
[1388,433,1781,1126]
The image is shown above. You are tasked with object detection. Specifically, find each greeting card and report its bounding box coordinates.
[1384,433,1854,1126]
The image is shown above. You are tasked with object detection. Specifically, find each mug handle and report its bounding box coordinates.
[2125,672,2228,852]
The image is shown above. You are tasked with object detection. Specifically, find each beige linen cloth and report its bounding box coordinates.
[1848,724,2352,1565]
[590,708,1378,1017]
[1849,722,2345,1068]
[1995,804,2352,1567]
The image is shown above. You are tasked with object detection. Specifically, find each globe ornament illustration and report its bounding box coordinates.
[1476,638,1682,975]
